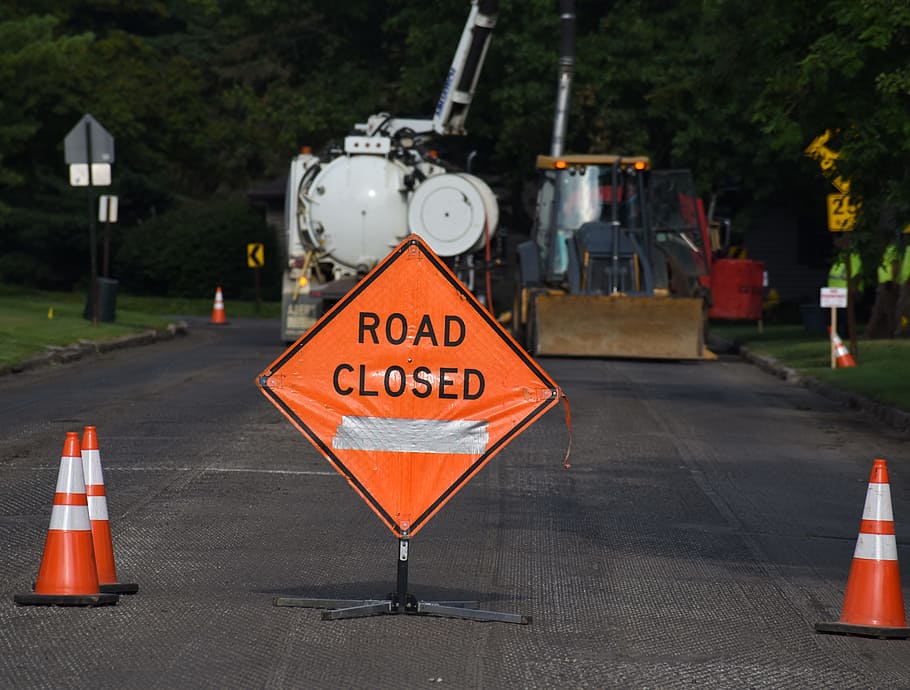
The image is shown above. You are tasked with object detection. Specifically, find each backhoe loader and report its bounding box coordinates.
[512,154,712,358]
[510,0,712,359]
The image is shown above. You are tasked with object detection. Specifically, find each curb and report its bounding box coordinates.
[709,335,910,435]
[0,321,189,378]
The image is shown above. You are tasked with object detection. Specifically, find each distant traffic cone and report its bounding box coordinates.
[14,432,119,606]
[828,327,856,368]
[211,286,228,325]
[816,458,910,638]
[81,426,139,594]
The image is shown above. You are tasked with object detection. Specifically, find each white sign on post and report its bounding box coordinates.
[98,195,118,223]
[820,287,847,308]
[69,163,112,187]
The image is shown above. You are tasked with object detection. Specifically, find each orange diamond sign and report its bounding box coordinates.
[257,235,561,537]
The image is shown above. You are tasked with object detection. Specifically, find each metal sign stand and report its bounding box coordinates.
[273,537,530,624]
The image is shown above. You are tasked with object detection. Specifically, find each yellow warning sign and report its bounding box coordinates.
[826,193,857,232]
[247,243,264,268]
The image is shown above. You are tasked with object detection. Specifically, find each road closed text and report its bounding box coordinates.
[331,311,486,400]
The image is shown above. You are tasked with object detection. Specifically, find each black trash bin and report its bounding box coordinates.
[83,277,118,323]
[800,303,827,335]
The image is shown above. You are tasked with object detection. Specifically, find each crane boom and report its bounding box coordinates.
[433,0,499,135]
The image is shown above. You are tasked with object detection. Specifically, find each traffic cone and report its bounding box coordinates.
[14,432,119,606]
[81,426,139,594]
[211,286,228,325]
[816,458,910,638]
[828,327,856,368]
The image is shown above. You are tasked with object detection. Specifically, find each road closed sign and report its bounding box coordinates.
[257,235,561,537]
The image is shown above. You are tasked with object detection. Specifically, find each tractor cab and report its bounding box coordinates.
[532,154,709,299]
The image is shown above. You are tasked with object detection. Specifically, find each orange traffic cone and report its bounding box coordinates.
[211,286,228,325]
[81,426,139,594]
[816,458,910,638]
[828,327,856,368]
[14,432,119,606]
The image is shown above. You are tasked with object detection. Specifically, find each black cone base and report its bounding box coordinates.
[14,591,119,607]
[100,582,139,594]
[815,620,910,639]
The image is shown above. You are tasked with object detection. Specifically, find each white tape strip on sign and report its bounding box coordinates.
[333,416,489,454]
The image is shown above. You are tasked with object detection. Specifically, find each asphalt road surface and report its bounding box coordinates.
[1,318,909,688]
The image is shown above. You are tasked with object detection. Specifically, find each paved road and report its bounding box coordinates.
[1,318,909,688]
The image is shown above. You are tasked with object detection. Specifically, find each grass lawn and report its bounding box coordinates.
[0,284,279,368]
[711,321,910,413]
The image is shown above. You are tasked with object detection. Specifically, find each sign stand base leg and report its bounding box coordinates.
[273,538,531,624]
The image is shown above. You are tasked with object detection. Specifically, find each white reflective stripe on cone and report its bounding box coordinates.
[55,457,87,494]
[82,449,105,485]
[853,532,899,561]
[48,504,92,531]
[861,482,894,522]
[87,496,109,521]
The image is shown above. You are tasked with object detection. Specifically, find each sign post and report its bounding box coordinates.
[257,235,563,623]
[247,242,264,312]
[821,287,848,369]
[806,130,859,356]
[64,115,114,325]
[99,195,118,278]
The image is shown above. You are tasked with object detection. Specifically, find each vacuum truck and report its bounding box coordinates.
[280,0,499,342]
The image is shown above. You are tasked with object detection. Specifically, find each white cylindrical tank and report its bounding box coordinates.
[304,155,410,272]
[407,173,499,256]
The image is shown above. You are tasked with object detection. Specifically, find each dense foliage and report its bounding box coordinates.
[1,0,908,296]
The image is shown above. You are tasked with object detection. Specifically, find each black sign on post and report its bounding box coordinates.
[64,115,115,325]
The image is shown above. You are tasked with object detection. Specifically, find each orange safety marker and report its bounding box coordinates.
[816,458,910,638]
[81,426,139,594]
[828,327,856,368]
[14,432,119,606]
[211,286,228,325]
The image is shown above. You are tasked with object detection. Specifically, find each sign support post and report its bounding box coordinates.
[259,235,564,625]
[831,305,837,369]
[247,242,264,313]
[821,287,848,369]
[64,114,114,325]
[85,120,99,326]
[275,535,528,624]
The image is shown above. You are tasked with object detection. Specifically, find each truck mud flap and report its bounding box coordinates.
[531,293,714,360]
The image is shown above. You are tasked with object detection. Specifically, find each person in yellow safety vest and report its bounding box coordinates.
[895,243,910,337]
[828,251,863,292]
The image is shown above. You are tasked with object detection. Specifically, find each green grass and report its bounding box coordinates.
[711,322,910,413]
[0,285,279,368]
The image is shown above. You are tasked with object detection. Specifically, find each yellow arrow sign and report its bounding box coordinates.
[805,130,850,193]
[247,243,264,268]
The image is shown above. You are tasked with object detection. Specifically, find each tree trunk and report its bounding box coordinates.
[865,282,898,339]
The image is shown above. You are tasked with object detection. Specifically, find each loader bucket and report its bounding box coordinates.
[531,293,713,359]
